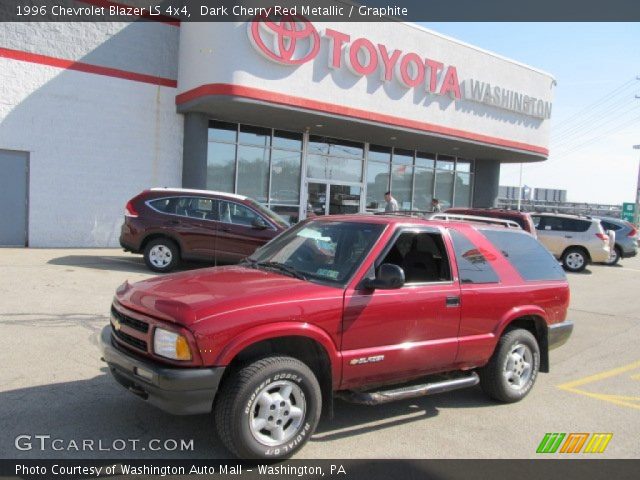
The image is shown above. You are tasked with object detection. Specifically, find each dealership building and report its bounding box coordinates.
[0,11,554,247]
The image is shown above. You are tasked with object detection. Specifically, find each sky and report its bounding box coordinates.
[422,22,640,205]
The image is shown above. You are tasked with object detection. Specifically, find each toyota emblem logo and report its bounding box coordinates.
[248,14,320,65]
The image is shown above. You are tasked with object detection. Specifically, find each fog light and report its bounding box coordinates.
[134,367,154,381]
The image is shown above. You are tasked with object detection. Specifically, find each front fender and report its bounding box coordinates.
[214,322,342,386]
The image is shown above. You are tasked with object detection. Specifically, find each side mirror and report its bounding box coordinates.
[363,263,405,290]
[252,217,268,229]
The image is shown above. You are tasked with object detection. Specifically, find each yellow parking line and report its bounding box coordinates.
[557,360,640,411]
[631,374,640,380]
[557,360,640,389]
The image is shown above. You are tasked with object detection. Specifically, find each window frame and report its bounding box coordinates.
[366,226,455,287]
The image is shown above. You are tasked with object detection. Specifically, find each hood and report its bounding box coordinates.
[115,265,340,326]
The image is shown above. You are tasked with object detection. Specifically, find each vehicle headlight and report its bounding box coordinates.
[153,328,192,361]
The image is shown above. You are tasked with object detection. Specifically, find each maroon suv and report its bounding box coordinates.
[120,188,289,272]
[445,208,537,238]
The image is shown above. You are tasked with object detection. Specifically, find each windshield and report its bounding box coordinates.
[247,220,385,286]
[248,200,290,228]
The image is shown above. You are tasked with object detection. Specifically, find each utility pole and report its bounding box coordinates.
[633,145,640,226]
[517,163,523,210]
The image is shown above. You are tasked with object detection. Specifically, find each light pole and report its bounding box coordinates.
[633,145,640,226]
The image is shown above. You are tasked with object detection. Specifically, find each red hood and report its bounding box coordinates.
[115,266,341,327]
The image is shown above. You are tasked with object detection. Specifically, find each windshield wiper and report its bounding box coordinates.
[253,261,307,281]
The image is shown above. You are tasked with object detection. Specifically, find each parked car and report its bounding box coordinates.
[530,213,610,272]
[101,214,572,459]
[595,217,638,265]
[445,208,537,238]
[119,188,289,272]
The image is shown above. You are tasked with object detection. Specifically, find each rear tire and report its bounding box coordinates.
[604,246,621,266]
[214,356,322,460]
[562,247,587,272]
[143,238,179,273]
[479,328,540,403]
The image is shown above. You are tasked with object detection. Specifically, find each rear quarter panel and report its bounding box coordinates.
[453,227,570,368]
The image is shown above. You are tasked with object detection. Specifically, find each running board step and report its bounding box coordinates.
[336,372,479,405]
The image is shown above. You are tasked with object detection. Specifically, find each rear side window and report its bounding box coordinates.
[536,216,590,232]
[448,229,499,284]
[480,229,566,281]
[601,220,621,231]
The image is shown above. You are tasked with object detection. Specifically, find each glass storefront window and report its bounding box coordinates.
[205,120,478,220]
[307,154,362,182]
[437,154,455,171]
[416,151,436,168]
[368,145,391,162]
[207,142,236,192]
[208,121,237,143]
[237,145,269,202]
[413,168,435,211]
[270,205,299,224]
[435,170,454,209]
[239,125,271,147]
[393,148,414,165]
[308,136,364,158]
[456,159,472,172]
[391,164,413,210]
[454,172,472,207]
[273,130,303,150]
[366,161,390,211]
[270,149,301,205]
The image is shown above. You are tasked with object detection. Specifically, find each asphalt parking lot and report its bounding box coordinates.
[0,248,638,459]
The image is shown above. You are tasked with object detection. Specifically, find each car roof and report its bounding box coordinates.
[447,207,530,217]
[148,188,248,201]
[310,214,526,232]
[532,212,595,220]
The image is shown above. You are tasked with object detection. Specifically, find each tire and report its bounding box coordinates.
[214,356,322,460]
[479,328,540,403]
[604,246,621,266]
[561,247,588,272]
[143,238,180,273]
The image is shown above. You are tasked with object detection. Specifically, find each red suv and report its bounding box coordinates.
[102,214,572,459]
[119,188,289,272]
[445,208,537,238]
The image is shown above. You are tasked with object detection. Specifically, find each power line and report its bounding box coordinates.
[552,103,640,148]
[552,113,640,159]
[552,77,638,134]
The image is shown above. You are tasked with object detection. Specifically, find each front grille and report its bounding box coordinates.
[112,326,148,351]
[111,305,149,333]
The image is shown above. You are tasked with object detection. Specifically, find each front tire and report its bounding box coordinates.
[214,356,322,460]
[479,328,540,403]
[562,247,587,272]
[143,238,179,273]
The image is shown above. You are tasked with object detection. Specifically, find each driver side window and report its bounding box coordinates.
[381,232,452,284]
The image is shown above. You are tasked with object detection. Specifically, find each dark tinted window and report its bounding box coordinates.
[481,230,566,281]
[536,216,590,232]
[600,220,621,231]
[449,229,500,284]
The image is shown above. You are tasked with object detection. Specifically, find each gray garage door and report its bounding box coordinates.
[0,150,29,246]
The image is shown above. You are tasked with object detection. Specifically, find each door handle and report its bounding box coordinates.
[564,235,573,238]
[446,296,460,307]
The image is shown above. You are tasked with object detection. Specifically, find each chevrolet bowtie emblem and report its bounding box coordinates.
[112,318,121,331]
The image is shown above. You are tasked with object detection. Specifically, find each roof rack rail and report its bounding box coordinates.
[373,210,432,218]
[429,213,522,229]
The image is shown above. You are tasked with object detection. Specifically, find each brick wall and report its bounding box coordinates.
[0,22,183,247]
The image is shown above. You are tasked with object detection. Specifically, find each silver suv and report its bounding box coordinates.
[531,213,610,272]
[597,217,639,265]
